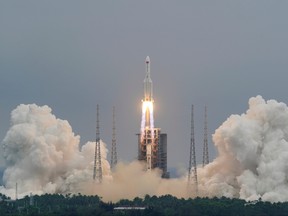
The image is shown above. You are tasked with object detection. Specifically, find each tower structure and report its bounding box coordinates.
[93,104,102,182]
[202,106,209,167]
[188,105,198,195]
[110,106,117,170]
[137,56,169,178]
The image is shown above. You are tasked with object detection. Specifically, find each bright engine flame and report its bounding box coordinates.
[141,101,154,139]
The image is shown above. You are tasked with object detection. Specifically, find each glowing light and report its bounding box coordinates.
[140,100,154,141]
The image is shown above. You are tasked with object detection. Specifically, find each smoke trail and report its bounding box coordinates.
[2,96,288,203]
[79,161,189,202]
[140,103,146,138]
[198,96,288,202]
[149,102,154,129]
[148,101,155,140]
[0,103,189,201]
[0,104,111,198]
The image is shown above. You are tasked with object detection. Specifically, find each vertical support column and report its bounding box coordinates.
[188,105,198,195]
[93,104,102,183]
[203,106,209,167]
[111,106,117,170]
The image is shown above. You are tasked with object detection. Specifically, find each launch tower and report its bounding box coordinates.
[93,104,102,183]
[188,105,198,195]
[137,56,169,178]
[110,106,117,169]
[202,106,209,167]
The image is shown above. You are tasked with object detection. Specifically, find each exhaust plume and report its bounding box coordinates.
[2,96,288,203]
[1,104,110,198]
[0,104,188,201]
[198,95,288,202]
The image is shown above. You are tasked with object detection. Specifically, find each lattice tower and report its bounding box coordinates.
[110,106,117,169]
[188,105,198,195]
[203,106,209,167]
[93,104,102,182]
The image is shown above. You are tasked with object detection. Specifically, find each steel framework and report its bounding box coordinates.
[93,104,102,183]
[188,105,198,195]
[203,106,209,167]
[110,106,117,169]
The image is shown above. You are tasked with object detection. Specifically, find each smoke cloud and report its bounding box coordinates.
[0,104,188,201]
[198,95,288,202]
[2,96,288,202]
[0,104,110,198]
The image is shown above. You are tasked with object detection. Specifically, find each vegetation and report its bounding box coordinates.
[0,193,287,215]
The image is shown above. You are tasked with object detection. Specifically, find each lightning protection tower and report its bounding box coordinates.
[110,106,117,169]
[202,106,209,167]
[188,105,198,195]
[93,104,102,183]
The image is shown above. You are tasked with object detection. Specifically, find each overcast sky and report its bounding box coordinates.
[1,1,288,170]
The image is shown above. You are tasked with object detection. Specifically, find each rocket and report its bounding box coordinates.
[144,56,153,101]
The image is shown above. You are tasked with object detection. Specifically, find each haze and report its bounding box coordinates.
[1,1,288,170]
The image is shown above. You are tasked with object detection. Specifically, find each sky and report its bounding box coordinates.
[1,1,288,170]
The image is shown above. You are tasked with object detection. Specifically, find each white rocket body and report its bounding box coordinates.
[144,56,153,101]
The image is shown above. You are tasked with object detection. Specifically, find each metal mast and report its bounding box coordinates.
[110,106,117,169]
[188,105,198,194]
[203,106,209,167]
[93,104,102,182]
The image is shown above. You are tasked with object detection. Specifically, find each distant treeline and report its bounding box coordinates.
[0,193,288,216]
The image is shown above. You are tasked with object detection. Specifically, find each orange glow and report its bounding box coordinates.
[142,101,153,113]
[140,100,154,141]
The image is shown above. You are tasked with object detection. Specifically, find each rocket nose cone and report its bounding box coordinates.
[145,56,150,64]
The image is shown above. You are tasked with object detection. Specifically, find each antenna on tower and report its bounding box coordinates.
[110,106,117,170]
[188,105,198,195]
[203,106,209,167]
[93,104,102,183]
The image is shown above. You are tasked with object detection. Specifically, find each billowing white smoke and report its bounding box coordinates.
[1,104,110,198]
[0,103,188,202]
[198,95,288,202]
[3,96,288,203]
